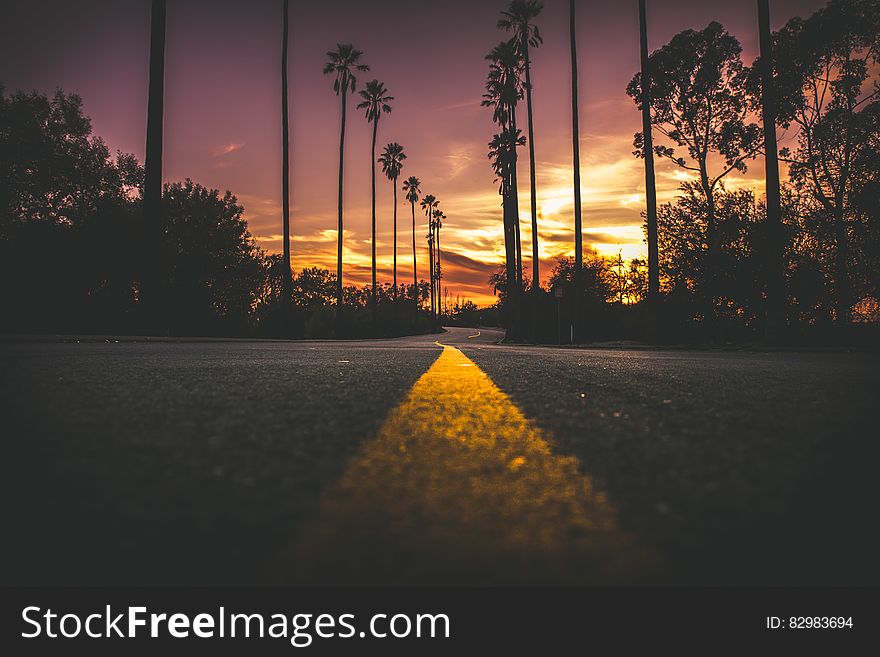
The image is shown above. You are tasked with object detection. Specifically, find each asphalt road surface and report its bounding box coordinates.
[2,328,878,585]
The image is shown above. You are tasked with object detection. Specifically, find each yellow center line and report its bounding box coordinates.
[467,330,481,338]
[287,342,655,584]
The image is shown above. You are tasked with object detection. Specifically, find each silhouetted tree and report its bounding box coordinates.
[484,39,525,338]
[144,0,166,330]
[379,142,406,298]
[323,44,369,314]
[402,175,421,303]
[755,0,785,340]
[0,88,142,331]
[570,0,584,338]
[420,194,438,319]
[357,80,393,319]
[499,0,543,337]
[770,0,880,325]
[628,22,761,323]
[161,180,265,333]
[637,0,660,308]
[280,0,292,306]
[433,207,445,314]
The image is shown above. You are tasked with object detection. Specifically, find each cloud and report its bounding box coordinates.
[212,141,246,157]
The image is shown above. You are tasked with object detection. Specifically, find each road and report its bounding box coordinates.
[2,327,878,585]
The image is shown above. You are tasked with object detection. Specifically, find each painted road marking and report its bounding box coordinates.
[288,343,654,584]
[467,330,481,338]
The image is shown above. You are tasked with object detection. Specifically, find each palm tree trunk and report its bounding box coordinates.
[336,87,347,315]
[392,177,398,300]
[757,0,784,342]
[370,119,378,322]
[523,38,539,341]
[281,0,292,308]
[412,199,418,327]
[436,225,441,317]
[144,0,166,333]
[428,233,435,320]
[411,200,417,299]
[509,104,523,339]
[639,0,659,309]
[570,0,582,342]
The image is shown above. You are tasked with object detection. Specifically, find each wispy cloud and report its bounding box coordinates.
[212,141,246,157]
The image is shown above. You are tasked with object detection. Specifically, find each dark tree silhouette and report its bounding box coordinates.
[280,0,292,307]
[770,0,880,325]
[323,44,369,315]
[484,39,525,339]
[568,0,584,337]
[627,22,761,322]
[499,0,543,340]
[144,0,166,331]
[357,80,393,318]
[402,175,421,305]
[433,207,445,315]
[755,0,785,340]
[420,194,438,319]
[637,0,659,307]
[379,142,406,299]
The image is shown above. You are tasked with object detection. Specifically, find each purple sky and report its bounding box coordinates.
[1,0,826,304]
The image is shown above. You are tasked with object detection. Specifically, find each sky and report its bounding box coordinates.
[1,0,827,305]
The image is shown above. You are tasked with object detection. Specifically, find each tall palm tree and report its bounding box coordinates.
[569,0,583,341]
[484,39,525,338]
[357,80,393,317]
[433,208,445,316]
[426,227,435,320]
[638,0,659,307]
[499,0,543,340]
[378,142,406,299]
[323,44,369,315]
[420,194,438,319]
[144,0,166,331]
[402,175,421,304]
[757,0,784,342]
[280,0,292,307]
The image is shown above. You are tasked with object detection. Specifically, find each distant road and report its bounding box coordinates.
[2,327,878,585]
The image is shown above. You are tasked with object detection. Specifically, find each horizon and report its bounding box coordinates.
[0,0,826,305]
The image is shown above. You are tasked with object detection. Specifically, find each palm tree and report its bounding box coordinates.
[357,80,394,317]
[280,0,292,307]
[420,194,439,319]
[426,227,435,320]
[144,0,166,331]
[433,208,446,316]
[757,0,784,342]
[499,0,543,340]
[378,142,406,299]
[402,175,421,304]
[637,0,659,307]
[569,0,583,341]
[323,44,369,315]
[484,39,525,339]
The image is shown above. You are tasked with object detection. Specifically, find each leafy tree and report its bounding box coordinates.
[0,87,141,331]
[627,22,762,315]
[770,0,880,324]
[160,180,265,333]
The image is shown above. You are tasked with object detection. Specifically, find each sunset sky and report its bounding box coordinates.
[1,0,826,305]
